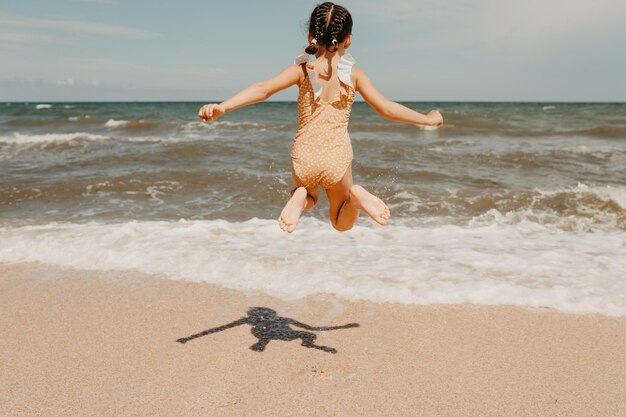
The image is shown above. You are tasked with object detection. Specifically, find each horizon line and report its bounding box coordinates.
[2,100,626,104]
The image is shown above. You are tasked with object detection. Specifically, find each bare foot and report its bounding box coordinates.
[278,187,308,233]
[349,185,390,225]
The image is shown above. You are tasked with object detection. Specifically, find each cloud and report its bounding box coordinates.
[0,31,61,46]
[0,10,159,39]
[348,0,626,51]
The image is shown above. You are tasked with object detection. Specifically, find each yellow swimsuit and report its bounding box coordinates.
[290,52,357,189]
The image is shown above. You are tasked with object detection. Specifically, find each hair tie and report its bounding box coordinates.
[332,39,338,46]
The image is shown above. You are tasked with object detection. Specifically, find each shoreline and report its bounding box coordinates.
[1,262,625,416]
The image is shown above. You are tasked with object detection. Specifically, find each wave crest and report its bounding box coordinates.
[0,218,624,315]
[0,132,110,145]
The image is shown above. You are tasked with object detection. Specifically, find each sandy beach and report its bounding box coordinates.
[1,262,624,417]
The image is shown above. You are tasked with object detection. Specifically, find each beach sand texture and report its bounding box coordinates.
[1,262,624,417]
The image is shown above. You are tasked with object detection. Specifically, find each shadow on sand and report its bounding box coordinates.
[177,307,359,354]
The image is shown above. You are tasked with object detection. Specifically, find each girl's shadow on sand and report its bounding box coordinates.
[176,307,359,354]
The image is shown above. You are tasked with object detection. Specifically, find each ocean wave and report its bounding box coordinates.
[7,120,623,140]
[483,125,626,139]
[519,183,626,214]
[212,121,262,128]
[569,183,626,209]
[104,119,162,131]
[349,122,439,134]
[6,118,68,127]
[347,120,626,139]
[0,132,110,145]
[0,218,624,315]
[104,119,129,128]
[161,119,626,139]
[4,114,98,125]
[0,131,207,148]
[192,120,294,133]
[84,179,182,202]
[0,174,201,206]
[575,125,626,139]
[1,177,623,232]
[359,121,626,139]
[472,183,626,212]
[19,118,621,140]
[387,183,626,231]
[35,104,52,110]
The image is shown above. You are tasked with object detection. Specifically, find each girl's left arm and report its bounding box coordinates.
[353,67,443,126]
[198,65,302,122]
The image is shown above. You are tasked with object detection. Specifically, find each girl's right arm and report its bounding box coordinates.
[353,67,443,126]
[198,64,303,123]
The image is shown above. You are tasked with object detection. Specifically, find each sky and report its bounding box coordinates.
[1,0,625,102]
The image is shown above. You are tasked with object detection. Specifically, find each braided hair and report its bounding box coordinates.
[304,2,353,55]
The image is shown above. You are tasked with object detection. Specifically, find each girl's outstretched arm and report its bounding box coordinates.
[198,65,302,122]
[353,67,443,126]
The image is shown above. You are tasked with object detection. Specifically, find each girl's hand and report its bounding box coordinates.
[198,103,225,123]
[426,110,443,126]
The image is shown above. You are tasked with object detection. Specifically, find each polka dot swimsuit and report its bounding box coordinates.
[290,52,356,189]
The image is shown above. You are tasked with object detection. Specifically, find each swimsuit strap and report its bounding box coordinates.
[293,52,357,100]
[336,52,357,89]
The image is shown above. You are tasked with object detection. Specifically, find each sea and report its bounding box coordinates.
[1,101,625,315]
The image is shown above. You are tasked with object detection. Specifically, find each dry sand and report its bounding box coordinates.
[1,262,624,417]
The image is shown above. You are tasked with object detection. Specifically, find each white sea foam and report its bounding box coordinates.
[542,105,556,110]
[572,182,626,209]
[212,121,261,127]
[105,119,129,128]
[0,132,110,145]
[35,104,52,109]
[0,132,179,148]
[182,121,205,130]
[418,125,440,131]
[0,218,624,315]
[388,183,626,232]
[521,182,625,214]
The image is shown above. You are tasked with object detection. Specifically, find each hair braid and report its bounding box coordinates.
[305,2,333,54]
[304,2,353,55]
[324,4,335,31]
[327,7,348,52]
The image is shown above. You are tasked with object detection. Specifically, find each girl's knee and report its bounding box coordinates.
[331,221,353,232]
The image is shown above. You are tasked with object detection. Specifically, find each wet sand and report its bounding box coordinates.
[1,262,624,417]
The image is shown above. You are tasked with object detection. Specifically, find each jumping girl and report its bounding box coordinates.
[198,2,443,233]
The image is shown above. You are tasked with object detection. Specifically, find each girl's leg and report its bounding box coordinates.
[325,165,359,231]
[326,163,390,232]
[278,169,319,233]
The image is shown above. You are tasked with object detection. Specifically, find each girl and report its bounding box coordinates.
[198,2,443,233]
